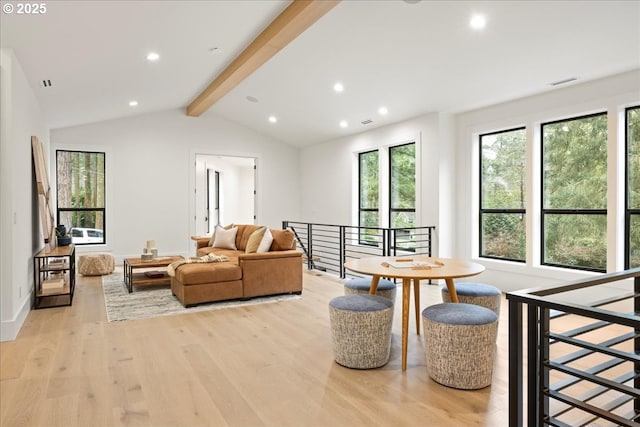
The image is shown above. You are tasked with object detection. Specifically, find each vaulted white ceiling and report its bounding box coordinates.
[2,1,639,147]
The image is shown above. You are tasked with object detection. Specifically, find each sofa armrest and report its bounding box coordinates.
[239,250,303,298]
[191,235,210,250]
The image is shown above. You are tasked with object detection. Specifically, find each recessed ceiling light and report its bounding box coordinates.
[129,100,138,107]
[146,52,160,61]
[268,116,277,123]
[246,95,259,103]
[334,82,344,93]
[339,120,348,128]
[470,14,486,30]
[208,47,220,54]
[378,107,388,115]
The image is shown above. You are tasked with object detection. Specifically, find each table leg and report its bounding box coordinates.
[402,277,411,371]
[369,275,381,295]
[445,278,459,303]
[414,278,420,335]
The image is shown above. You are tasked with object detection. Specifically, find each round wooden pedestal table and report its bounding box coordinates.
[344,256,485,371]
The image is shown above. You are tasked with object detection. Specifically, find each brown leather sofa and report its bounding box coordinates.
[171,225,303,307]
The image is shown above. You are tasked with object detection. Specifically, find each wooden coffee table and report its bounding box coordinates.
[123,255,183,293]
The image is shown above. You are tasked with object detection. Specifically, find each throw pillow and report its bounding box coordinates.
[245,227,267,253]
[208,223,233,246]
[212,226,238,250]
[257,228,273,253]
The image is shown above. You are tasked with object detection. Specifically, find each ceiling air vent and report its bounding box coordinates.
[361,119,373,125]
[41,79,52,88]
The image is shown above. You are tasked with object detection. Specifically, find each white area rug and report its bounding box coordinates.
[101,269,301,322]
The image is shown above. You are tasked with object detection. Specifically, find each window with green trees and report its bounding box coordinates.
[390,143,416,249]
[56,150,106,245]
[626,106,640,268]
[480,127,526,261]
[542,113,607,271]
[359,150,379,245]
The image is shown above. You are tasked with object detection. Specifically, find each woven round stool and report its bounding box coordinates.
[329,294,394,369]
[441,282,501,316]
[78,253,115,276]
[344,277,397,304]
[422,303,498,389]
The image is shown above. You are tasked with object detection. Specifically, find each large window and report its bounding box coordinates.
[56,150,106,245]
[480,127,526,262]
[542,113,607,271]
[626,106,640,268]
[358,150,379,245]
[389,143,416,228]
[389,143,416,249]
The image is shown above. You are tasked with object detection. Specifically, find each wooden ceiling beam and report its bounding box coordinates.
[186,0,340,117]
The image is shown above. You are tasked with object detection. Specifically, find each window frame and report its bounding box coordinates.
[478,126,527,263]
[540,112,608,272]
[388,142,416,228]
[55,149,106,246]
[625,105,640,269]
[358,149,379,246]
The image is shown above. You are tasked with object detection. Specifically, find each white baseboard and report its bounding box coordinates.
[0,293,31,342]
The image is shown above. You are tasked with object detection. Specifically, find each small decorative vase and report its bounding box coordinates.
[57,236,72,246]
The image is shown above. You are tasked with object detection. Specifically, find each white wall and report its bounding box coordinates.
[455,70,640,291]
[51,109,300,262]
[299,112,449,255]
[0,49,48,341]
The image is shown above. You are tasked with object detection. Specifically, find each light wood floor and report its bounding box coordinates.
[1,269,512,427]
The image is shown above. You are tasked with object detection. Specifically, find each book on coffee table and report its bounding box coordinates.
[144,271,165,278]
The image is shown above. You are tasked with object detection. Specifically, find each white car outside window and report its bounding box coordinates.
[70,227,104,244]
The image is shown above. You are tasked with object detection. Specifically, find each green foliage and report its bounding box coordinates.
[390,143,416,212]
[57,151,105,232]
[481,129,526,210]
[543,114,608,209]
[481,129,526,260]
[359,151,378,209]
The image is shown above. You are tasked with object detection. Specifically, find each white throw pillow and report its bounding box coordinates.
[212,226,238,250]
[257,228,273,253]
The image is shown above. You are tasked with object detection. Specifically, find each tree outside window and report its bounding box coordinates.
[626,106,640,268]
[389,143,416,250]
[542,113,607,271]
[56,150,106,245]
[359,150,379,245]
[480,128,526,261]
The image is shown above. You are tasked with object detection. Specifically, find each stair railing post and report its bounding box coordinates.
[339,225,346,278]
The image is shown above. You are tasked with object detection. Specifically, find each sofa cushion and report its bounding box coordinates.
[208,223,233,246]
[235,224,262,251]
[245,226,267,253]
[213,226,238,250]
[174,262,242,286]
[257,228,273,253]
[270,229,295,251]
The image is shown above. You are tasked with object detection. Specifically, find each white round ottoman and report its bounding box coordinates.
[329,294,394,369]
[344,277,397,303]
[441,282,502,316]
[422,303,498,389]
[78,253,115,276]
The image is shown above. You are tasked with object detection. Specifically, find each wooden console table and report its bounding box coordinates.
[33,244,76,309]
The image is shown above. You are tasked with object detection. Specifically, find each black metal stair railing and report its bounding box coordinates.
[282,221,435,278]
[507,268,640,426]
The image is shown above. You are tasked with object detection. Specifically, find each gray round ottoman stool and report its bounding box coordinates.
[441,282,501,316]
[329,294,394,369]
[422,303,498,389]
[344,277,397,303]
